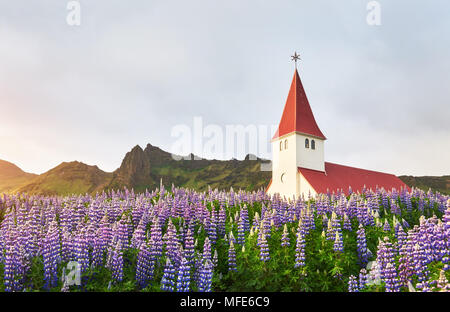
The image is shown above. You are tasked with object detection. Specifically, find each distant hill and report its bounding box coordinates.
[105,143,272,192]
[2,144,271,195]
[14,161,112,196]
[0,160,37,193]
[106,145,153,191]
[398,175,450,195]
[1,144,448,196]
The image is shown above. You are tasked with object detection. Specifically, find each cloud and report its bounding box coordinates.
[0,0,448,176]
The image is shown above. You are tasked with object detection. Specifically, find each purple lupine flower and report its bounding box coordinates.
[262,215,271,239]
[376,237,391,278]
[357,224,369,267]
[184,228,195,267]
[281,224,290,247]
[436,270,449,291]
[136,242,152,289]
[241,205,250,232]
[131,218,147,249]
[348,275,358,292]
[333,230,343,253]
[74,229,89,274]
[202,237,212,263]
[402,219,410,229]
[411,242,429,283]
[174,242,184,269]
[384,263,400,292]
[212,249,218,268]
[327,212,339,241]
[206,210,217,245]
[176,257,191,292]
[192,253,202,286]
[150,217,163,259]
[42,220,61,289]
[390,199,400,215]
[161,258,176,292]
[197,259,213,292]
[61,232,73,264]
[108,241,123,284]
[325,219,335,242]
[228,240,237,271]
[294,232,306,268]
[443,202,450,271]
[163,219,179,265]
[237,217,245,245]
[146,236,158,280]
[376,237,399,291]
[4,244,24,292]
[343,213,352,231]
[203,206,211,232]
[404,192,412,212]
[383,219,391,232]
[395,224,407,252]
[228,231,236,245]
[444,201,450,235]
[397,241,413,288]
[359,268,367,291]
[92,215,112,267]
[416,280,432,292]
[218,205,226,237]
[306,206,316,233]
[252,212,260,232]
[115,215,130,250]
[258,232,270,262]
[322,215,328,232]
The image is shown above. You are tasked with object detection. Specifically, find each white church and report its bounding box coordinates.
[266,67,408,199]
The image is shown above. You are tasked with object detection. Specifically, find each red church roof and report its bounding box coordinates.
[298,162,409,195]
[272,69,326,140]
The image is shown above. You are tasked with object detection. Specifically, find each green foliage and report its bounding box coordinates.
[1,190,447,292]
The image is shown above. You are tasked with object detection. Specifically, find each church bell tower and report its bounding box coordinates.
[267,54,326,199]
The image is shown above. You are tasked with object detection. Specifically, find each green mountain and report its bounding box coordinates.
[1,143,448,195]
[107,145,153,191]
[398,175,450,195]
[0,160,37,193]
[106,143,272,192]
[14,161,113,196]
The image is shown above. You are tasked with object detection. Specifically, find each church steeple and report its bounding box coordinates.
[267,60,326,199]
[272,68,326,140]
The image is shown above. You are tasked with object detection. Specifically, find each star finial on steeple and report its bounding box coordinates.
[291,51,301,68]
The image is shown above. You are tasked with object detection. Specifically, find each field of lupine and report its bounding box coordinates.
[0,186,449,292]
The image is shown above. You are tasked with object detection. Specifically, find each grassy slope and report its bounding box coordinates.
[2,143,449,196]
[14,161,113,196]
[398,175,450,195]
[0,160,37,193]
[150,159,271,192]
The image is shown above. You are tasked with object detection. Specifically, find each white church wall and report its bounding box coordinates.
[295,133,325,172]
[267,133,298,200]
[268,133,325,200]
[298,171,317,199]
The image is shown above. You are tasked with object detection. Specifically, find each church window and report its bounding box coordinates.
[284,139,288,149]
[280,141,283,151]
[311,140,315,150]
[305,138,309,148]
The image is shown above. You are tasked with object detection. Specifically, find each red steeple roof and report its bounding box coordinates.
[272,69,326,140]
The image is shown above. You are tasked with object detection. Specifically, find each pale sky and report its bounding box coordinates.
[0,0,449,176]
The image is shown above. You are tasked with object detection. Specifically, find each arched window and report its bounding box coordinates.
[311,140,315,150]
[305,138,309,148]
[284,139,288,150]
[280,141,283,151]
